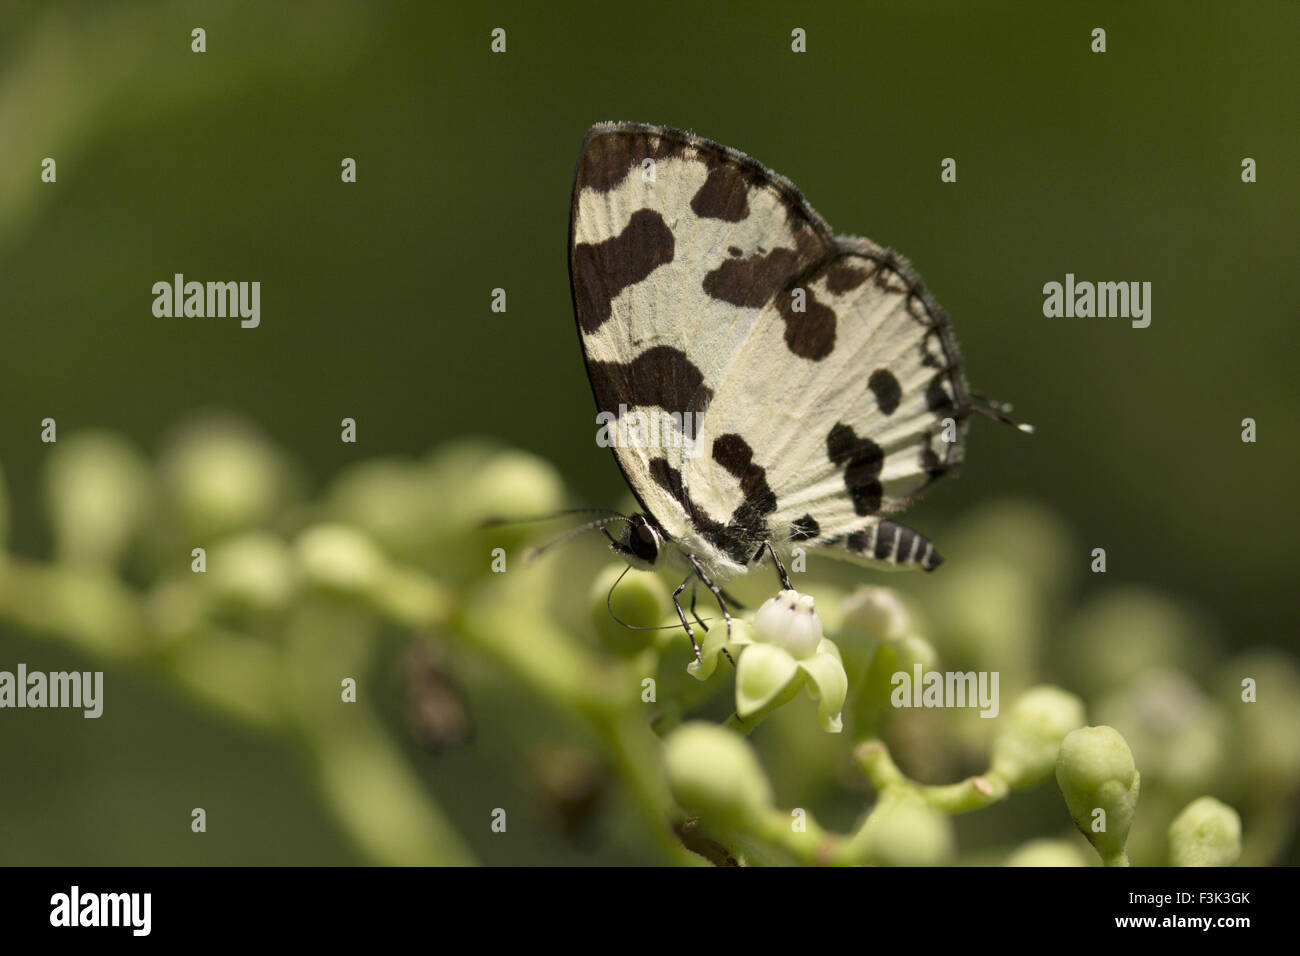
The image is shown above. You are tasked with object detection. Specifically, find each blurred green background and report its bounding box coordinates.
[0,0,1296,865]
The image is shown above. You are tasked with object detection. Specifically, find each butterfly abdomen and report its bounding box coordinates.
[830,520,943,572]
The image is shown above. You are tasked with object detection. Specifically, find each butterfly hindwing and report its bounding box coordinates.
[569,122,971,579]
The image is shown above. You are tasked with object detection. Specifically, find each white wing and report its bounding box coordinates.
[569,122,970,578]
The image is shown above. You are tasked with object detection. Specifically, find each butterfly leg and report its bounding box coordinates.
[688,583,709,633]
[688,555,733,645]
[687,556,736,666]
[764,541,794,590]
[672,575,702,664]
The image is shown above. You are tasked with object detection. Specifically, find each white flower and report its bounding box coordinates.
[753,590,822,658]
[689,589,848,733]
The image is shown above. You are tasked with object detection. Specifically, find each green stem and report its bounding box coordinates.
[751,808,849,865]
[855,739,1011,813]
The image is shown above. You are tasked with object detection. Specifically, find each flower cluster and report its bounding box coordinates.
[0,423,1290,867]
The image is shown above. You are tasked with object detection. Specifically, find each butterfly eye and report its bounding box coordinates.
[628,517,659,563]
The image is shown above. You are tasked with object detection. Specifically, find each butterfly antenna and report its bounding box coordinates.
[971,390,1034,434]
[520,514,630,564]
[606,565,707,632]
[479,507,627,528]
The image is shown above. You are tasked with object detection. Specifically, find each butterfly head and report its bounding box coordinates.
[607,513,664,571]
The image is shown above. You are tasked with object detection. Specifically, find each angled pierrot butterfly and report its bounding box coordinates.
[565,121,1028,658]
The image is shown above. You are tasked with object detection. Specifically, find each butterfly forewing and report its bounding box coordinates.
[569,122,971,578]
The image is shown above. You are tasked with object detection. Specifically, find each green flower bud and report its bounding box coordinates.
[855,792,955,866]
[371,566,451,628]
[414,443,569,581]
[752,589,822,659]
[1004,838,1092,867]
[295,524,387,596]
[734,642,801,718]
[1168,797,1242,867]
[43,432,150,566]
[325,459,435,560]
[474,449,565,515]
[839,585,909,640]
[444,446,566,533]
[589,564,665,656]
[991,685,1087,788]
[1056,725,1141,866]
[161,417,294,538]
[207,531,297,613]
[663,722,774,828]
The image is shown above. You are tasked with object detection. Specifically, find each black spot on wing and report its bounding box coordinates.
[573,209,674,333]
[649,457,686,504]
[790,514,819,541]
[702,247,802,308]
[925,375,955,414]
[576,130,685,193]
[826,423,884,516]
[843,462,883,515]
[712,434,777,524]
[921,444,946,480]
[648,455,764,566]
[920,328,946,369]
[920,422,954,474]
[777,287,837,360]
[701,223,824,309]
[868,369,902,415]
[711,432,754,476]
[690,165,750,222]
[825,262,869,294]
[587,346,713,418]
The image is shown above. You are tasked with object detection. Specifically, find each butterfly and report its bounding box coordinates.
[567,122,1026,657]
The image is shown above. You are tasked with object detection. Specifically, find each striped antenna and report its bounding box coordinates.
[971,390,1034,434]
